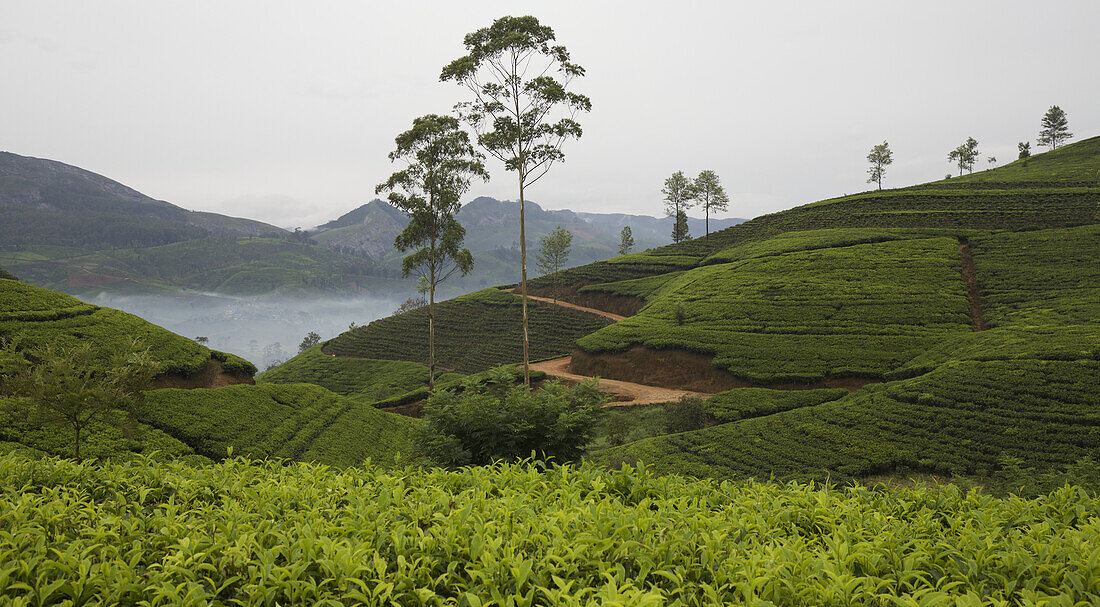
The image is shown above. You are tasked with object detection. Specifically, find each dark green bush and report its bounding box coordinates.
[419,367,608,467]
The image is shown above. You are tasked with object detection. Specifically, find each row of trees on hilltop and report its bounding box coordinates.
[662,170,731,243]
[865,105,1075,188]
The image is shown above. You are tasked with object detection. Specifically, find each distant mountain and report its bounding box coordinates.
[0,152,285,249]
[311,196,745,286]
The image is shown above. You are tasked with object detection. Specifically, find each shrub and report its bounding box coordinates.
[664,396,707,433]
[418,367,608,467]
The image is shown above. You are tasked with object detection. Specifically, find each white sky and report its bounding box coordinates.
[2,1,1098,229]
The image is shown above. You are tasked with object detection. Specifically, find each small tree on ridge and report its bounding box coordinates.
[618,226,634,256]
[866,141,893,190]
[692,170,729,238]
[948,137,980,176]
[663,171,694,243]
[1038,105,1072,150]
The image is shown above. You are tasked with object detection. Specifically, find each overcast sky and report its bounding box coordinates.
[3,1,1098,229]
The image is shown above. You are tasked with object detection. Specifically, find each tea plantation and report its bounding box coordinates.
[1,455,1097,605]
[258,345,463,403]
[577,237,974,383]
[323,288,614,374]
[144,383,421,466]
[541,136,1099,290]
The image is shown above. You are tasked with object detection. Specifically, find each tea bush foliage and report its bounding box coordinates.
[419,369,608,467]
[143,383,421,466]
[1,454,1098,605]
[0,280,244,377]
[705,387,849,423]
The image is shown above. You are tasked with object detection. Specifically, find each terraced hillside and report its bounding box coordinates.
[594,223,1099,482]
[0,280,422,466]
[322,288,615,374]
[258,345,463,402]
[529,135,1100,291]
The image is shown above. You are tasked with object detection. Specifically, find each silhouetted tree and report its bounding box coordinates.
[618,226,634,255]
[1038,105,1072,150]
[866,141,893,190]
[948,137,980,175]
[692,170,729,238]
[298,331,321,353]
[663,171,694,243]
[442,15,591,387]
[1018,141,1031,159]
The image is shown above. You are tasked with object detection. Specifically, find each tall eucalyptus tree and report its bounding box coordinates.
[441,15,591,386]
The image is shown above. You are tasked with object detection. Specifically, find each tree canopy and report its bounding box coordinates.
[1038,105,1072,150]
[692,170,730,238]
[663,171,694,243]
[866,141,893,190]
[948,137,980,176]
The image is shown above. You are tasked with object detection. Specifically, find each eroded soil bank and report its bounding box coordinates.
[569,346,878,393]
[154,359,255,390]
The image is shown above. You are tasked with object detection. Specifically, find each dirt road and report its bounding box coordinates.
[502,289,626,322]
[531,355,713,407]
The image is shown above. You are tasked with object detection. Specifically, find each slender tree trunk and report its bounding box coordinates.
[512,57,531,389]
[73,423,81,460]
[705,202,710,240]
[519,173,530,388]
[429,270,436,392]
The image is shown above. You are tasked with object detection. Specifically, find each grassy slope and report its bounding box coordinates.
[324,288,615,374]
[258,345,463,403]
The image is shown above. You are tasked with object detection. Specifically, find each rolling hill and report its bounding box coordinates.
[0,151,283,248]
[276,135,1100,486]
[0,278,423,465]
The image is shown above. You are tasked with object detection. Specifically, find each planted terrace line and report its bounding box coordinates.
[530,355,713,407]
[957,238,985,331]
[500,288,627,321]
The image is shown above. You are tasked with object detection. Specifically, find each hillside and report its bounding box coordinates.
[3,236,387,296]
[277,136,1100,486]
[321,288,616,374]
[0,279,422,465]
[0,151,284,248]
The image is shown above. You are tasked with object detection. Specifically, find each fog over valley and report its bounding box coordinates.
[89,291,415,370]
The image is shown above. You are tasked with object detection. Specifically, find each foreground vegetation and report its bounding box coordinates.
[1,455,1096,605]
